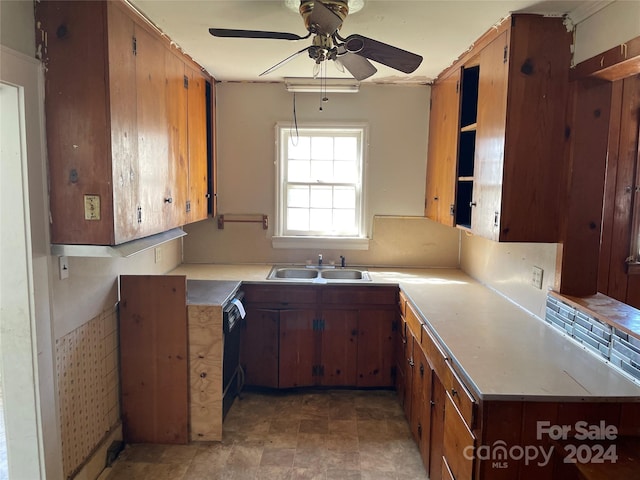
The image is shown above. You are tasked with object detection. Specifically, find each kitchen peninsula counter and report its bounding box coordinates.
[169,264,640,402]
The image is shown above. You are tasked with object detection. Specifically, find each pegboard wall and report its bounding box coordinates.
[55,304,120,478]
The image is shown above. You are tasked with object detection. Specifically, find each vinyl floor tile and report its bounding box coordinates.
[103,390,428,480]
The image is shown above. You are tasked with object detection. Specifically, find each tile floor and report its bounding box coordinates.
[103,389,428,480]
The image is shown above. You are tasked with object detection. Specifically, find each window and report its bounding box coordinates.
[275,124,367,247]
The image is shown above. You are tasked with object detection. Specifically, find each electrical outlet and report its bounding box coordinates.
[59,256,69,280]
[531,266,543,289]
[154,247,162,264]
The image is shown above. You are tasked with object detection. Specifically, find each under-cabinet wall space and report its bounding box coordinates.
[55,304,120,479]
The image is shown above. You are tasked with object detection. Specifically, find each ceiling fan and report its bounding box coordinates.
[208,0,423,81]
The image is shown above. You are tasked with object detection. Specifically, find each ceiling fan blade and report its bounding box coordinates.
[308,1,343,35]
[209,28,308,41]
[344,34,423,74]
[259,46,311,76]
[337,52,377,81]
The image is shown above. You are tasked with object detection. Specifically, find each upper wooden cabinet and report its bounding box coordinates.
[425,14,572,241]
[36,0,213,245]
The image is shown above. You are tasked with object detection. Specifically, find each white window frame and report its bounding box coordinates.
[273,122,369,250]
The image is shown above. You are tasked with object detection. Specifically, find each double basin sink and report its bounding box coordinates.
[267,266,371,282]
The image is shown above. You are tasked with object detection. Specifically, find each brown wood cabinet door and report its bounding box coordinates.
[187,66,209,222]
[321,310,358,386]
[411,341,433,472]
[164,50,189,228]
[472,30,509,241]
[357,309,395,387]
[241,307,279,388]
[279,309,317,388]
[119,275,188,444]
[403,328,415,421]
[430,374,446,480]
[134,25,170,237]
[107,2,140,244]
[425,68,461,226]
[443,391,475,480]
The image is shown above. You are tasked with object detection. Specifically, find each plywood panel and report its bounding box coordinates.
[119,275,188,444]
[188,305,223,441]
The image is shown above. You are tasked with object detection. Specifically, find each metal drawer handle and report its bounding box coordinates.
[451,388,458,397]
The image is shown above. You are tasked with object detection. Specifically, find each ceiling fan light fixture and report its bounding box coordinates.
[285,77,360,93]
[284,0,365,16]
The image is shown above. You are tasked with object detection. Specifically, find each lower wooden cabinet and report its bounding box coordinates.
[240,307,279,388]
[443,391,475,480]
[241,284,398,389]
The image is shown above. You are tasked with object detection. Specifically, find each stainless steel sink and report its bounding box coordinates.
[320,269,370,280]
[269,267,319,279]
[266,266,371,282]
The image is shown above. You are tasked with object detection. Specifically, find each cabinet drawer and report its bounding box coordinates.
[421,324,448,381]
[443,360,476,429]
[443,391,475,480]
[243,285,318,305]
[399,291,408,317]
[321,286,398,305]
[405,302,423,342]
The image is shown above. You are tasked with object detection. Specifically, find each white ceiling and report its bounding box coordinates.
[130,0,589,84]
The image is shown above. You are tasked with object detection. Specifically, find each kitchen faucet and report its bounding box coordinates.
[318,253,323,266]
[340,255,346,267]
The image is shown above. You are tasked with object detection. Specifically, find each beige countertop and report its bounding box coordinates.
[169,264,640,402]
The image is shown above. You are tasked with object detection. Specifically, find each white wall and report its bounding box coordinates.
[184,81,461,268]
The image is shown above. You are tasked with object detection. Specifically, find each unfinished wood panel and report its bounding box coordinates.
[241,307,279,388]
[425,68,460,226]
[321,310,358,386]
[599,81,625,295]
[559,79,613,296]
[278,309,317,388]
[119,275,188,444]
[188,305,223,441]
[187,65,209,222]
[356,309,395,387]
[165,49,189,228]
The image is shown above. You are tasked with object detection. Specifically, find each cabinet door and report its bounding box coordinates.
[107,2,140,244]
[279,309,317,388]
[321,310,358,386]
[357,309,395,387]
[472,30,509,240]
[430,374,446,480]
[119,275,188,444]
[443,391,475,480]
[411,341,433,472]
[241,307,279,388]
[187,65,209,222]
[395,315,409,408]
[164,50,189,228]
[403,327,415,421]
[135,25,170,237]
[425,68,461,226]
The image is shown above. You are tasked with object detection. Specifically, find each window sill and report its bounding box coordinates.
[272,236,370,250]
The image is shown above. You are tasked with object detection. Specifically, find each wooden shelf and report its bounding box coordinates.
[460,123,477,132]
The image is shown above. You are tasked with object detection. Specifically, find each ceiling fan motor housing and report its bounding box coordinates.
[299,0,349,31]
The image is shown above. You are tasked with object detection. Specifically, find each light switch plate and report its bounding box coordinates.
[59,256,69,280]
[531,266,543,289]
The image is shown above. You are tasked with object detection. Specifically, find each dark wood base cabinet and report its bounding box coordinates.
[240,284,397,389]
[397,292,640,480]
